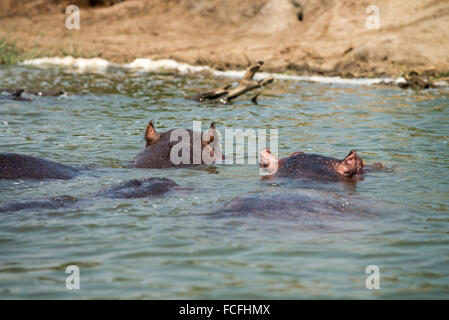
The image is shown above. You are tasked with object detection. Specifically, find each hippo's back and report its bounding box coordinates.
[277,153,341,182]
[213,188,385,230]
[98,177,179,198]
[131,146,174,169]
[0,196,78,213]
[0,153,80,180]
[131,134,175,169]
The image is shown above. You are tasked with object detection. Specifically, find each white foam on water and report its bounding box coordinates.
[22,56,115,72]
[434,80,449,86]
[124,58,210,74]
[21,56,411,86]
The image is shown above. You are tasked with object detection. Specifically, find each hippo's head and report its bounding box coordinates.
[144,120,224,164]
[334,150,365,177]
[259,149,279,175]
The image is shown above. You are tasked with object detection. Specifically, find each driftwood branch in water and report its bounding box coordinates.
[0,88,67,97]
[188,84,232,101]
[0,88,68,102]
[188,61,273,104]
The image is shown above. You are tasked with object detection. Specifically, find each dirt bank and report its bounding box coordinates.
[1,0,448,78]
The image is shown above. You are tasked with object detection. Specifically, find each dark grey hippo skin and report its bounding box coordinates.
[0,153,82,180]
[97,177,180,199]
[259,149,367,182]
[0,177,180,213]
[0,196,78,213]
[131,121,223,169]
[211,188,385,225]
[277,152,364,181]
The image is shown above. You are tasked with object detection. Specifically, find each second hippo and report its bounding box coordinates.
[259,149,366,182]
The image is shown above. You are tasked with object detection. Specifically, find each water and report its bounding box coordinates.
[0,65,448,299]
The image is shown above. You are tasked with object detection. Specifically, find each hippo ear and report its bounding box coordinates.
[343,150,359,167]
[334,150,361,176]
[343,150,366,170]
[145,121,160,146]
[202,122,217,146]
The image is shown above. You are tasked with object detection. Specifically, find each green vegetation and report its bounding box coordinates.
[0,37,22,64]
[61,41,100,59]
[61,45,85,58]
[0,36,39,65]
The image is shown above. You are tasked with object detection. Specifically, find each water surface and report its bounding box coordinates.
[0,65,448,299]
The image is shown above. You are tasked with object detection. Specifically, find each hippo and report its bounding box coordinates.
[209,188,394,232]
[259,149,366,182]
[0,196,78,213]
[259,149,394,182]
[0,153,83,180]
[0,177,181,213]
[131,121,224,169]
[97,177,181,199]
[215,189,377,219]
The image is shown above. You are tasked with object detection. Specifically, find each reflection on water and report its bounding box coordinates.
[0,65,448,299]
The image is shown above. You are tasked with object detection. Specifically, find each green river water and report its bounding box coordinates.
[0,65,448,299]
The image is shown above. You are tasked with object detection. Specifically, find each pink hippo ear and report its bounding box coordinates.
[201,122,217,147]
[343,150,359,167]
[259,149,280,175]
[145,120,160,147]
[344,149,365,167]
[337,150,365,176]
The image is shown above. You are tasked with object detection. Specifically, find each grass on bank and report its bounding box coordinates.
[0,35,100,65]
[0,36,39,65]
[61,42,100,59]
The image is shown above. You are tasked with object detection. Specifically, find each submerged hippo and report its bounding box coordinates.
[0,153,82,180]
[0,196,78,213]
[216,189,377,219]
[259,149,366,182]
[210,188,394,232]
[131,121,224,168]
[0,177,181,213]
[97,177,181,199]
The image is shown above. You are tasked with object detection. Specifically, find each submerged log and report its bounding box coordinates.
[0,89,31,101]
[188,61,273,104]
[0,88,67,101]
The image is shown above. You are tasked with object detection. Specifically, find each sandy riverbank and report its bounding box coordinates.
[1,0,448,79]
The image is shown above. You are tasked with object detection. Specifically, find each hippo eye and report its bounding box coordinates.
[266,150,271,154]
[262,163,268,168]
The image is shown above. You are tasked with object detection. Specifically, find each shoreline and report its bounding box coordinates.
[1,0,448,83]
[19,56,449,88]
